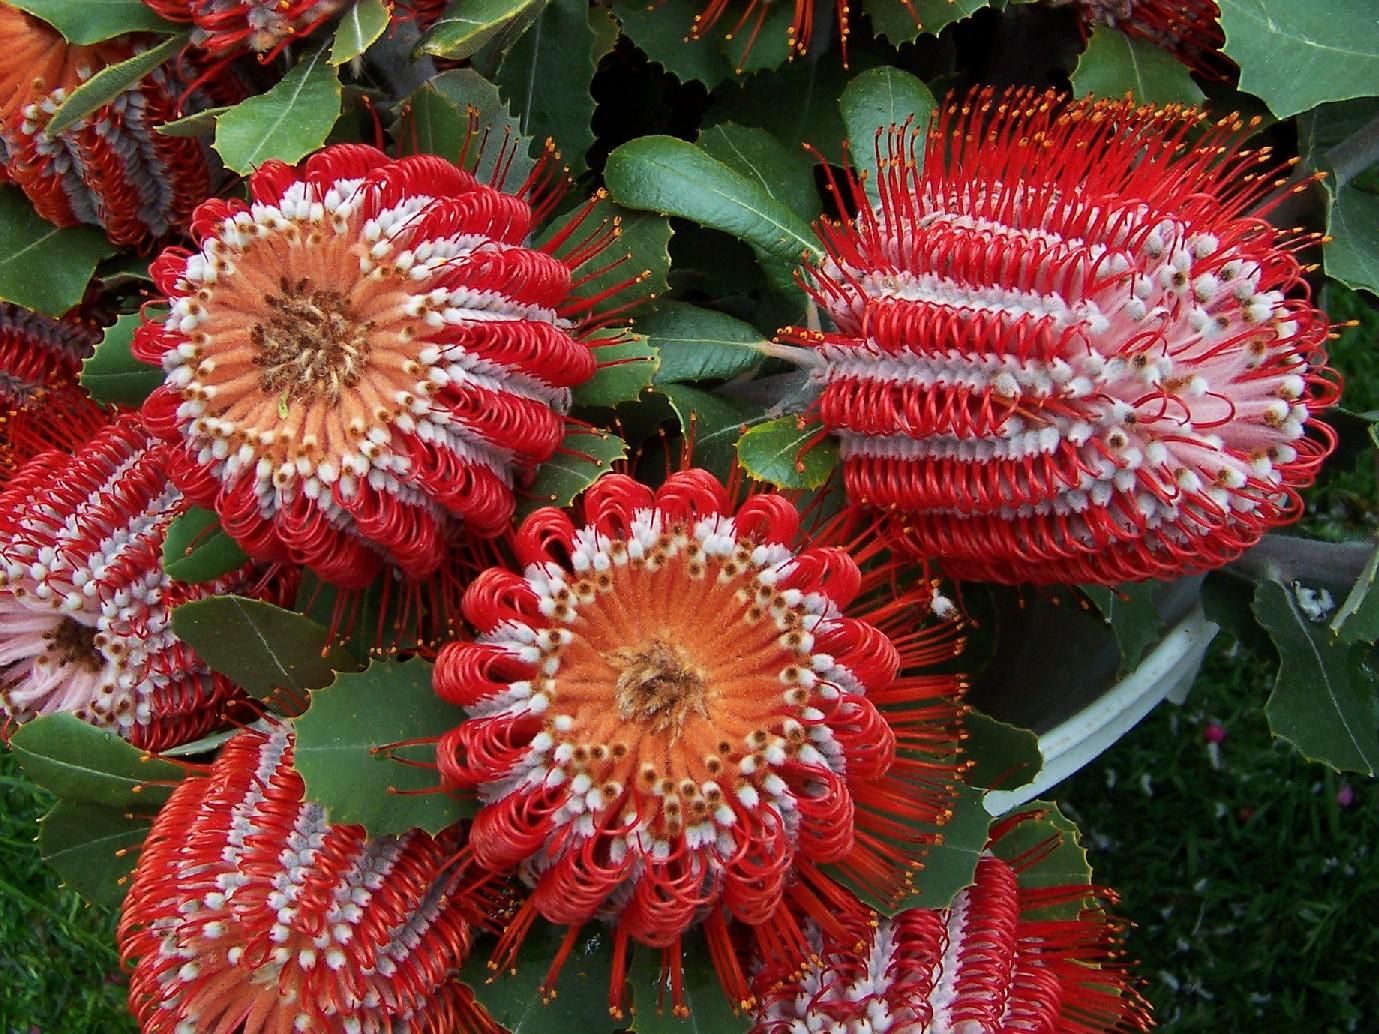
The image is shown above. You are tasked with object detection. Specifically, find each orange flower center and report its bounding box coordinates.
[252,278,375,404]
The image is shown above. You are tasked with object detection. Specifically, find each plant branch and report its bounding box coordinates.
[1327,111,1379,190]
[1226,533,1375,589]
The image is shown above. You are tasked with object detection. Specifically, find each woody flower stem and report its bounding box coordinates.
[1328,111,1379,189]
[1226,533,1375,589]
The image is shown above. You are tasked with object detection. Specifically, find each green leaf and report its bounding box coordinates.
[715,0,795,77]
[643,302,766,384]
[46,32,191,137]
[1219,0,1379,118]
[1071,25,1207,106]
[1298,98,1379,297]
[603,135,820,291]
[330,0,391,64]
[397,68,537,189]
[697,122,821,224]
[628,930,748,1033]
[5,0,180,42]
[460,922,621,1034]
[160,507,249,585]
[610,0,735,88]
[1081,582,1166,676]
[736,415,836,489]
[171,595,359,709]
[707,51,856,166]
[419,0,545,60]
[10,714,183,810]
[885,781,991,911]
[840,66,936,201]
[988,802,1093,920]
[292,657,472,837]
[575,334,659,408]
[537,196,672,317]
[962,709,1042,793]
[214,44,342,174]
[520,427,626,515]
[0,188,114,317]
[495,0,608,176]
[155,105,231,137]
[660,383,763,480]
[1332,540,1379,644]
[864,0,985,45]
[1255,578,1379,775]
[39,801,146,910]
[79,311,162,406]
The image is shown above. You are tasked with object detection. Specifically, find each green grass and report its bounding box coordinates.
[1060,644,1379,1032]
[0,747,135,1033]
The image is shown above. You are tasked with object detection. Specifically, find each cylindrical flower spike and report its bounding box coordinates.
[0,4,217,247]
[1051,0,1231,80]
[435,469,967,1015]
[0,412,285,750]
[789,91,1340,585]
[751,813,1153,1034]
[134,143,606,589]
[119,724,487,1034]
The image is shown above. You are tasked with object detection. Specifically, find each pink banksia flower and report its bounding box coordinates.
[435,468,967,1016]
[1052,0,1231,80]
[0,3,217,247]
[787,91,1340,586]
[135,143,615,589]
[0,411,289,750]
[751,812,1153,1034]
[119,724,493,1034]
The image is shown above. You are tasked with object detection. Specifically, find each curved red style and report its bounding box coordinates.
[434,469,967,1016]
[134,144,602,588]
[119,724,487,1034]
[789,91,1340,585]
[0,5,215,246]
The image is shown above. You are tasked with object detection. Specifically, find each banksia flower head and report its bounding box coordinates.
[135,143,607,589]
[751,813,1152,1034]
[0,412,278,750]
[790,91,1340,585]
[119,724,487,1034]
[436,469,966,1015]
[0,3,216,246]
[1051,0,1230,80]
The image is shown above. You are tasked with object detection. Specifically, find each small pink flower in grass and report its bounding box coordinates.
[1337,782,1355,808]
[1204,721,1226,744]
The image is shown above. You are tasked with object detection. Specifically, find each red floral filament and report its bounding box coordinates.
[120,725,483,1033]
[435,469,967,1015]
[0,5,215,246]
[135,144,602,589]
[1054,0,1231,79]
[790,91,1340,585]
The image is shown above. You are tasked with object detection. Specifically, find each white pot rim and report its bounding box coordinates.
[983,606,1219,816]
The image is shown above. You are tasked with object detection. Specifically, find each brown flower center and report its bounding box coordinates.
[44,617,102,672]
[610,639,708,737]
[251,277,374,404]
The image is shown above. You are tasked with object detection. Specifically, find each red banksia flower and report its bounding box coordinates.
[790,92,1340,586]
[120,724,488,1034]
[135,143,605,589]
[1052,0,1230,80]
[751,814,1152,1034]
[435,469,966,1014]
[0,3,216,247]
[0,412,282,750]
